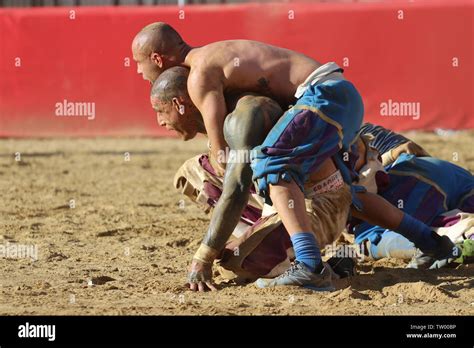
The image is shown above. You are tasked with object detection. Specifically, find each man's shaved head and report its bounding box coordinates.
[133,22,185,57]
[132,22,189,83]
[151,66,189,103]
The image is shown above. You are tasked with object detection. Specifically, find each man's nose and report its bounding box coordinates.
[157,113,166,126]
[137,64,142,74]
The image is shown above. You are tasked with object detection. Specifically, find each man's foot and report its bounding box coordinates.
[255,261,335,291]
[407,235,461,269]
[326,257,357,279]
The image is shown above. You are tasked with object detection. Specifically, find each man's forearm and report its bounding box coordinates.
[201,163,252,254]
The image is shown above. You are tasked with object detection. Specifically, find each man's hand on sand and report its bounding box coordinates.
[186,259,217,292]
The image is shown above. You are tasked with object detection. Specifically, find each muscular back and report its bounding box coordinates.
[185,40,321,108]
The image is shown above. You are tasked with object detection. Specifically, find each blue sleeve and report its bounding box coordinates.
[359,123,409,155]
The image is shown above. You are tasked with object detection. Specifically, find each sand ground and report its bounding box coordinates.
[0,131,473,315]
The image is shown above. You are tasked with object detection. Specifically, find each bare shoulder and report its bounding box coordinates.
[191,40,285,65]
[187,63,224,96]
[205,39,280,51]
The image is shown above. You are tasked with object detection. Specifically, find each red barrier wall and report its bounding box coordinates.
[0,1,472,137]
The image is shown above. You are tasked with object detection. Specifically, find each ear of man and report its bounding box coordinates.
[172,97,185,115]
[150,52,164,68]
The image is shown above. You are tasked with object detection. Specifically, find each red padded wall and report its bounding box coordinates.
[0,1,472,137]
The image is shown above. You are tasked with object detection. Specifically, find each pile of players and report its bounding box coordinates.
[132,22,474,292]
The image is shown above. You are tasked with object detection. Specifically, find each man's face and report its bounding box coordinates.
[151,97,198,141]
[132,41,162,84]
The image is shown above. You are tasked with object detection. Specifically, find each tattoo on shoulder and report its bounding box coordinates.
[257,77,270,91]
[257,77,277,101]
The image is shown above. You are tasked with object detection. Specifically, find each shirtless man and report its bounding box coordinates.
[132,22,459,291]
[150,66,294,289]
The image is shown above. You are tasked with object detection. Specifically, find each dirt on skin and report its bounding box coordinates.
[0,131,473,315]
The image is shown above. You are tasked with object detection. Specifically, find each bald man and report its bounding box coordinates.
[132,23,460,290]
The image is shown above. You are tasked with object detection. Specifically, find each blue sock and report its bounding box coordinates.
[397,214,438,251]
[290,232,322,272]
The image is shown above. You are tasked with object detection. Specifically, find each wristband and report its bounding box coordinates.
[382,148,396,166]
[193,243,219,264]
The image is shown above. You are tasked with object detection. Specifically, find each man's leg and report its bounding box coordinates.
[352,191,460,268]
[268,180,323,273]
[252,77,363,289]
[368,231,416,260]
[255,175,355,291]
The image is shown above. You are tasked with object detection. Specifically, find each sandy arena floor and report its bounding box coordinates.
[0,132,473,315]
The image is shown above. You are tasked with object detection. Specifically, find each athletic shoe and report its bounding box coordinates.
[326,257,357,279]
[407,235,461,269]
[255,261,335,291]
